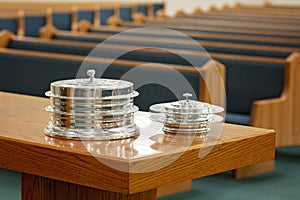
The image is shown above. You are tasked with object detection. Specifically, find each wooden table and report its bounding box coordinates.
[0,92,275,200]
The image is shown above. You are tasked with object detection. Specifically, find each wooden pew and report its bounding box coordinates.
[1,31,299,148]
[192,10,300,22]
[119,19,300,36]
[185,10,300,25]
[0,45,224,112]
[6,32,299,59]
[91,24,300,39]
[152,18,300,32]
[217,8,300,18]
[44,29,300,48]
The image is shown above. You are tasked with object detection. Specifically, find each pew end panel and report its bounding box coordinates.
[193,7,203,15]
[155,9,166,21]
[250,53,300,147]
[39,25,57,39]
[199,59,226,108]
[0,30,13,47]
[106,15,123,27]
[132,12,147,25]
[175,9,186,18]
[77,19,93,32]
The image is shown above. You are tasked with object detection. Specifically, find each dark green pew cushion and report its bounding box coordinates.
[78,10,94,23]
[7,38,286,119]
[25,16,46,37]
[137,6,148,16]
[117,25,300,48]
[0,18,18,34]
[153,4,164,14]
[120,7,132,21]
[0,52,201,112]
[221,59,285,115]
[7,40,92,56]
[225,112,250,126]
[53,12,72,30]
[100,9,114,25]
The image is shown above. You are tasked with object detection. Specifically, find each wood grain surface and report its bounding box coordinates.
[0,92,275,195]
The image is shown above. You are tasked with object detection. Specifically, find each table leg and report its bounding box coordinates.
[233,160,275,179]
[22,173,157,200]
[157,180,192,197]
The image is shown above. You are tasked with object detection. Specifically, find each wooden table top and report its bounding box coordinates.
[0,92,275,194]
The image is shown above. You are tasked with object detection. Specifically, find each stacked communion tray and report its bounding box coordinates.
[44,69,140,140]
[149,93,224,135]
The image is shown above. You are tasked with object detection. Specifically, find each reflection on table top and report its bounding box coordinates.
[0,92,271,161]
[0,92,275,194]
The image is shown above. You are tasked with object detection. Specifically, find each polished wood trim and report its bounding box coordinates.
[71,6,78,31]
[17,10,24,36]
[93,5,100,28]
[22,174,157,200]
[0,30,13,47]
[147,4,154,18]
[45,8,53,27]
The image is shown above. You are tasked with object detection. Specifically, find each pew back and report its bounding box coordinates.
[0,47,223,112]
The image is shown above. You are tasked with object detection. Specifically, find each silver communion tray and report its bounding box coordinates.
[149,93,224,135]
[44,69,140,140]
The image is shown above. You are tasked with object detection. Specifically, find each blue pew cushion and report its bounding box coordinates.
[53,13,72,30]
[120,7,132,21]
[225,112,250,126]
[24,16,46,37]
[0,18,18,34]
[78,11,94,23]
[100,9,114,25]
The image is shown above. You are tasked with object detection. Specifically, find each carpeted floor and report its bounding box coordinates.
[0,146,299,200]
[159,146,300,200]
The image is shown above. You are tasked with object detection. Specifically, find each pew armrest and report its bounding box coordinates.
[0,30,13,47]
[77,20,93,32]
[107,15,122,27]
[39,25,57,39]
[132,12,147,24]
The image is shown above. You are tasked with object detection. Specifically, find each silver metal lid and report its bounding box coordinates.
[45,69,138,100]
[150,93,224,115]
[149,93,224,135]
